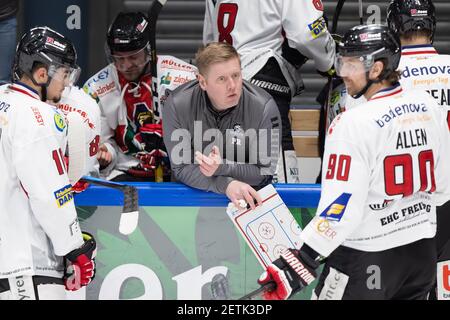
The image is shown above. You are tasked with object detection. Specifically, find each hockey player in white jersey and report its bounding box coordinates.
[0,27,96,300]
[388,0,450,300]
[203,0,336,183]
[83,12,197,182]
[257,25,450,300]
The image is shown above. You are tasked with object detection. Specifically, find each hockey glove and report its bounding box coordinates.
[318,67,336,78]
[64,232,97,291]
[140,123,165,152]
[135,149,168,171]
[72,180,89,193]
[258,248,319,300]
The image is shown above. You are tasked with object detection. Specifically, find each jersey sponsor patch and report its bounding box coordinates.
[315,218,338,240]
[31,107,44,126]
[308,17,327,39]
[54,112,66,132]
[54,184,73,207]
[319,193,351,222]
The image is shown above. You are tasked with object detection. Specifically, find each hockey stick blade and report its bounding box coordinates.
[239,282,276,300]
[119,185,139,235]
[67,111,86,185]
[210,274,231,300]
[80,176,139,235]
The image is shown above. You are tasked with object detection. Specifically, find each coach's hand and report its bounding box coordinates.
[195,146,222,177]
[226,180,262,210]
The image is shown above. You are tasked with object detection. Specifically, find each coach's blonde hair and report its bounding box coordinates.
[195,42,240,76]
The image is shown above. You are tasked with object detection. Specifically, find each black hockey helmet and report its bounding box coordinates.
[336,24,401,79]
[107,12,150,53]
[14,26,80,85]
[387,0,436,40]
[335,24,401,98]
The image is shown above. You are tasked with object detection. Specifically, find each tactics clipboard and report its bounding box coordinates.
[226,184,303,269]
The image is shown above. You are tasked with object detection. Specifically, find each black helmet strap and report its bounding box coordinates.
[26,67,52,102]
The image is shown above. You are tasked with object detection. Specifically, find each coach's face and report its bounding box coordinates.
[198,57,243,111]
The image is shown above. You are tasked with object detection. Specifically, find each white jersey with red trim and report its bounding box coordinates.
[83,56,197,180]
[55,86,101,176]
[0,83,83,279]
[203,0,335,95]
[399,44,450,129]
[299,84,450,256]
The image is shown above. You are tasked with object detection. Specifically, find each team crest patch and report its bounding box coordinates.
[319,193,352,222]
[54,112,66,132]
[54,184,73,208]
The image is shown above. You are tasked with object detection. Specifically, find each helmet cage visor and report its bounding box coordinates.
[335,47,388,77]
[47,62,81,87]
[105,42,151,73]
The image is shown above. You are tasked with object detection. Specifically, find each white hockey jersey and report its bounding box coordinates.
[83,56,197,180]
[0,83,83,279]
[55,86,101,177]
[300,84,450,257]
[203,0,335,96]
[399,44,450,127]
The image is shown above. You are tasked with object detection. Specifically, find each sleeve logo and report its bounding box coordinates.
[54,184,73,207]
[54,112,66,132]
[319,193,352,222]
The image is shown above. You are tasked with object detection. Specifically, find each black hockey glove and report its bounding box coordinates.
[140,123,165,152]
[64,232,96,291]
[258,248,319,300]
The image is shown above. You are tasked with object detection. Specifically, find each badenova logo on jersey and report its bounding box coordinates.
[373,103,428,128]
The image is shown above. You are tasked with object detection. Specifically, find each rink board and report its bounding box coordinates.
[73,183,320,300]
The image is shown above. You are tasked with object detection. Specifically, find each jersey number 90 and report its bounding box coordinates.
[325,151,436,198]
[384,150,436,197]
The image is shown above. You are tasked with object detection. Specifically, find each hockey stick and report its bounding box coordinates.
[358,0,364,25]
[318,0,347,167]
[67,111,87,185]
[80,176,139,235]
[148,0,167,122]
[239,282,276,300]
[148,0,167,182]
[210,273,276,300]
[210,274,231,300]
